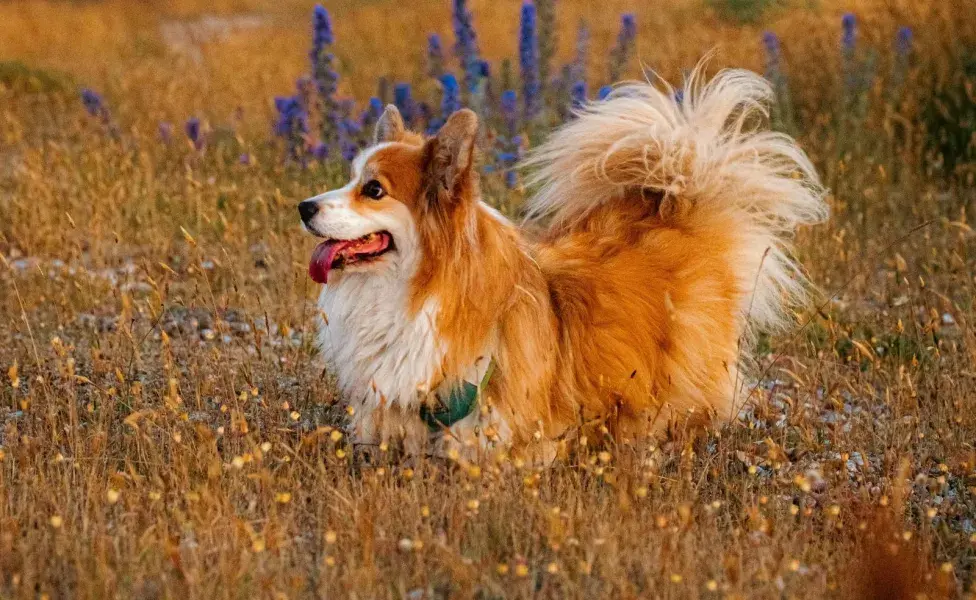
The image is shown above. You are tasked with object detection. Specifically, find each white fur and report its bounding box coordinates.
[317,277,443,410]
[479,201,513,226]
[307,143,451,446]
[522,64,828,337]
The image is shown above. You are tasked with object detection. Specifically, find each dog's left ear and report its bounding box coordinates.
[374,104,405,144]
[427,109,478,197]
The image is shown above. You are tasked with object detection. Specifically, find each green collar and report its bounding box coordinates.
[420,358,496,432]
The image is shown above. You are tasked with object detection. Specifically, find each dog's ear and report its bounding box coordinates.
[427,109,478,196]
[373,104,405,144]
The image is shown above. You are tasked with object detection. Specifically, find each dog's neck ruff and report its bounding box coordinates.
[420,357,496,432]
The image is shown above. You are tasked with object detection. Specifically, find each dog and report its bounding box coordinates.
[298,65,827,462]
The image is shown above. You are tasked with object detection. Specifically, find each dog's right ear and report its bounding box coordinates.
[426,109,479,199]
[373,105,405,144]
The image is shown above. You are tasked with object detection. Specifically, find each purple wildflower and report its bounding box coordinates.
[274,97,304,136]
[519,1,541,120]
[335,98,363,161]
[500,134,523,189]
[340,132,359,161]
[501,89,518,137]
[762,31,783,81]
[274,96,307,159]
[441,73,461,117]
[505,170,518,189]
[892,26,913,91]
[763,32,781,64]
[478,59,496,115]
[158,121,173,144]
[377,77,390,105]
[896,26,913,57]
[80,88,108,119]
[761,31,796,131]
[428,34,445,79]
[185,117,205,150]
[570,80,587,111]
[239,153,252,165]
[842,13,856,51]
[598,85,613,100]
[841,13,860,98]
[536,0,556,94]
[310,142,329,160]
[393,83,416,126]
[452,0,481,93]
[360,97,385,130]
[312,5,334,52]
[310,5,340,147]
[609,13,637,82]
[416,102,434,129]
[571,21,590,83]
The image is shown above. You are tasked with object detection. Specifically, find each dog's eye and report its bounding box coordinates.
[361,180,386,200]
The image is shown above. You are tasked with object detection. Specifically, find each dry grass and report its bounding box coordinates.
[1,0,975,598]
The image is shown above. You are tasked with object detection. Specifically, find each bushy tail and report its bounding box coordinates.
[522,62,828,334]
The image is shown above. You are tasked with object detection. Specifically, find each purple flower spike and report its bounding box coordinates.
[428,34,445,79]
[360,97,385,129]
[609,13,637,82]
[309,5,339,148]
[394,83,415,125]
[571,21,590,82]
[501,89,518,136]
[519,1,541,120]
[185,117,205,150]
[274,96,307,160]
[763,31,781,56]
[762,31,783,79]
[841,13,861,97]
[80,88,106,118]
[312,5,334,55]
[311,142,329,160]
[896,26,913,57]
[452,0,481,93]
[440,73,461,117]
[504,170,518,189]
[570,80,587,110]
[158,121,173,144]
[842,13,856,51]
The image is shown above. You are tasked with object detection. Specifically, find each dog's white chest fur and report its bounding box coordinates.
[316,273,443,412]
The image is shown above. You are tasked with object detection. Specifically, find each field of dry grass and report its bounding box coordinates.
[1,0,975,598]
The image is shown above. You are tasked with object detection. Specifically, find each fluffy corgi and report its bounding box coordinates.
[298,65,827,461]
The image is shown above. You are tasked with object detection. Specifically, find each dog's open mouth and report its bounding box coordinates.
[309,231,394,283]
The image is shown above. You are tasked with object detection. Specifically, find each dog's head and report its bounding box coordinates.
[299,105,480,285]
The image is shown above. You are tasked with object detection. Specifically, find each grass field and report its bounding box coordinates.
[1,0,975,598]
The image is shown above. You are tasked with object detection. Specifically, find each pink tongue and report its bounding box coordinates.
[309,240,350,284]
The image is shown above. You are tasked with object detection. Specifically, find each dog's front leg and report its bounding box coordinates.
[349,404,430,455]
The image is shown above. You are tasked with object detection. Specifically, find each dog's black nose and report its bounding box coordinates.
[298,200,319,223]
